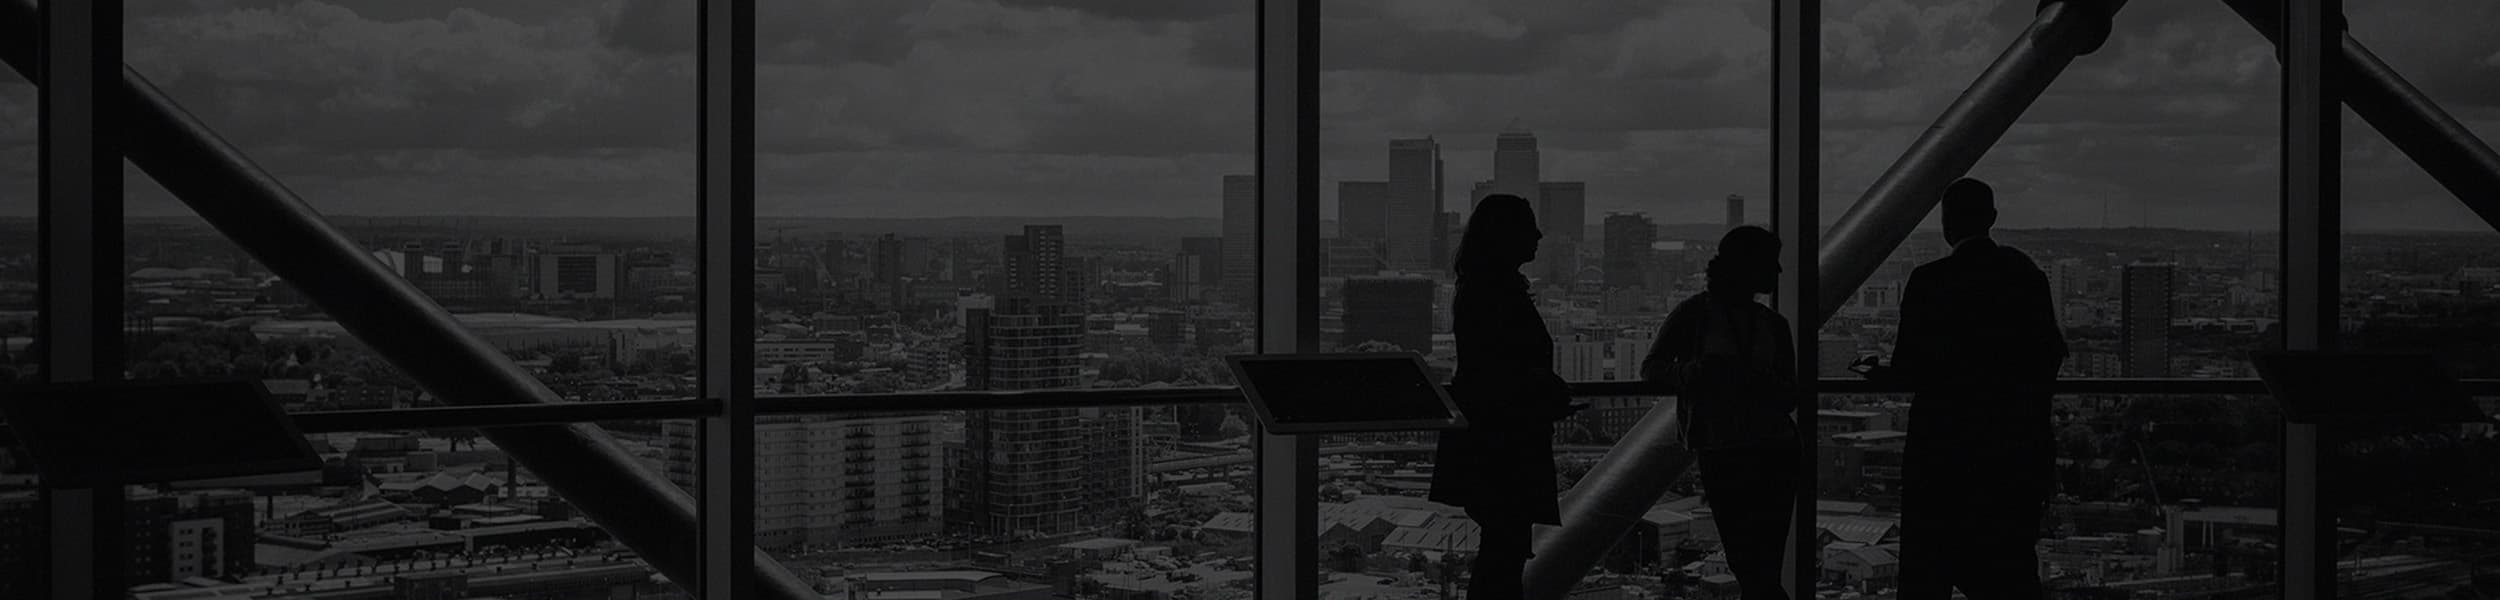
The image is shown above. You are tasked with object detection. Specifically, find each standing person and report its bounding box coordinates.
[1640,226,1799,600]
[1854,177,2068,600]
[1429,194,1579,600]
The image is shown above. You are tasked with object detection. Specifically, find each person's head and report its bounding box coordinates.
[1453,194,1542,277]
[1941,177,1998,246]
[1706,226,1781,295]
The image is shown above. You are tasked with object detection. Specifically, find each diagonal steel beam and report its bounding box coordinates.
[1527,2,2127,596]
[0,2,816,598]
[2220,0,2500,234]
[1814,0,2130,329]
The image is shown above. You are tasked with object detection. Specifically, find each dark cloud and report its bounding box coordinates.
[990,0,1245,23]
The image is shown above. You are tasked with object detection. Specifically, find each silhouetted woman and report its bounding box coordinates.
[1639,226,1800,600]
[1429,194,1578,600]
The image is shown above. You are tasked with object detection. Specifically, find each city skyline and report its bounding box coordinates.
[0,0,2494,230]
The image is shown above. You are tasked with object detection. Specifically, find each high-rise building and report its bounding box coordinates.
[1604,213,1657,291]
[1495,130,1541,204]
[1002,225,1080,307]
[1386,139,1443,271]
[1540,182,1586,243]
[1322,237,1388,278]
[2122,261,2176,377]
[665,414,945,548]
[1170,237,1224,303]
[1725,194,1745,231]
[1534,182,1588,285]
[1339,181,1389,241]
[535,244,623,300]
[1221,175,1259,304]
[954,296,1136,535]
[1341,277,1435,354]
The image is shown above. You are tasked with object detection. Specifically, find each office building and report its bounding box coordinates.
[664,414,945,548]
[1604,213,1657,291]
[1495,130,1541,204]
[1003,225,1084,308]
[534,244,624,300]
[1171,236,1223,303]
[1386,138,1443,271]
[2121,262,2176,377]
[1322,237,1388,278]
[1221,175,1258,304]
[1541,182,1586,243]
[954,296,1137,536]
[1340,277,1434,354]
[1339,181,1388,241]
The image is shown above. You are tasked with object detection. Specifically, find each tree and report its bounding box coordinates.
[550,353,584,374]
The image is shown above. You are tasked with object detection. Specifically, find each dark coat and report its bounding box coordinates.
[1640,291,1800,451]
[1891,237,2069,497]
[1429,274,1571,525]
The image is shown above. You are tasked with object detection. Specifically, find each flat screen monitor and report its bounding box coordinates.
[1,379,323,489]
[2253,351,2489,425]
[1226,353,1465,434]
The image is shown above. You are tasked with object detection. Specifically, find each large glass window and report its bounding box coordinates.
[1818,1,2283,381]
[746,0,1256,588]
[1312,1,1769,596]
[2332,2,2500,595]
[1815,2,2284,598]
[119,1,699,409]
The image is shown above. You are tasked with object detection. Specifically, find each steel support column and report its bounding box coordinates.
[1522,406,1694,600]
[2220,0,2500,233]
[2277,0,2340,597]
[0,1,812,596]
[697,0,759,598]
[36,0,121,597]
[1253,0,1320,598]
[1814,0,2126,328]
[1772,0,1822,595]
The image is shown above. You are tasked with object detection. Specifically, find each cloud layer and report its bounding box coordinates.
[0,0,2493,230]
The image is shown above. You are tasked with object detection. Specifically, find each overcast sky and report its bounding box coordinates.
[0,0,2495,230]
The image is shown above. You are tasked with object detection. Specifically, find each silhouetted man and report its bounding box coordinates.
[1855,178,2067,600]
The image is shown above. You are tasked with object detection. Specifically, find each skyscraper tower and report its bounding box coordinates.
[1725,194,1744,231]
[2121,261,2176,377]
[1387,138,1443,271]
[1221,175,1258,304]
[1603,213,1657,291]
[1495,130,1541,206]
[955,296,1136,535]
[1338,181,1389,240]
[1001,225,1071,305]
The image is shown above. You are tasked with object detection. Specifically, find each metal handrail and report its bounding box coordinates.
[264,378,2500,434]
